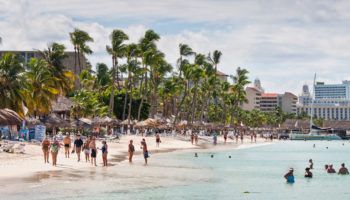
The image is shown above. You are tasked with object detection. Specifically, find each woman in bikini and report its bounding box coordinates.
[50,137,60,166]
[42,137,50,163]
[101,141,108,166]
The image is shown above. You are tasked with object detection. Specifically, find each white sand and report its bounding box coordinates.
[0,135,270,180]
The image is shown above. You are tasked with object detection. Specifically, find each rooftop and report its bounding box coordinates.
[261,93,278,98]
[216,70,228,76]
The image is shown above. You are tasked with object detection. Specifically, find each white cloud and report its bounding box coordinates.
[1,0,350,96]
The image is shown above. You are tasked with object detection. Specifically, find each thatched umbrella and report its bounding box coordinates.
[191,121,205,128]
[69,118,93,129]
[157,124,169,129]
[25,117,42,126]
[176,120,188,129]
[0,108,24,126]
[136,118,159,128]
[40,113,69,128]
[93,116,119,125]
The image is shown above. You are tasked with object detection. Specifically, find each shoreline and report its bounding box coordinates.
[0,135,272,182]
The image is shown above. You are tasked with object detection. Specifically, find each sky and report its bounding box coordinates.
[1,0,350,95]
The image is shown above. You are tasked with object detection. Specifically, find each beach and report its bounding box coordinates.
[0,135,267,180]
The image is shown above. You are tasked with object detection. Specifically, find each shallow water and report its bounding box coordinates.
[2,141,350,200]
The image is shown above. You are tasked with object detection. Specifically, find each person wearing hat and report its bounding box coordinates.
[74,134,83,162]
[305,168,313,178]
[284,168,295,183]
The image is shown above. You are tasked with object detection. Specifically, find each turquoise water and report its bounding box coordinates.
[2,141,350,200]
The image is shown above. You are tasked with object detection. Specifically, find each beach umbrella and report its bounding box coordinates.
[93,116,119,125]
[25,116,42,126]
[0,108,24,126]
[69,118,93,129]
[176,120,188,129]
[40,113,70,128]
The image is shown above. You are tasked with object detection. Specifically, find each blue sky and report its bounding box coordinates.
[1,0,350,95]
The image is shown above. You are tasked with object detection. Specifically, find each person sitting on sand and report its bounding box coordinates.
[89,137,97,166]
[101,141,108,167]
[50,137,60,166]
[338,163,349,175]
[327,164,336,173]
[305,168,313,178]
[128,140,135,163]
[63,134,71,158]
[284,168,295,183]
[141,139,149,165]
[309,159,313,169]
[42,136,50,163]
[156,133,161,148]
[74,135,83,162]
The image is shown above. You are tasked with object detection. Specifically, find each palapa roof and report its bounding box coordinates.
[25,117,42,125]
[51,96,76,112]
[0,109,24,126]
[69,118,93,129]
[135,118,159,127]
[120,119,137,125]
[280,119,310,130]
[323,120,350,130]
[40,113,70,127]
[93,116,119,125]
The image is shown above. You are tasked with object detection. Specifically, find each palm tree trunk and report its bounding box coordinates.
[205,90,211,122]
[191,82,198,123]
[137,64,147,121]
[222,101,227,124]
[127,82,133,126]
[151,76,159,118]
[122,80,128,120]
[173,82,187,128]
[108,57,117,117]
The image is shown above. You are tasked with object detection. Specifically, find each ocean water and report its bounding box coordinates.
[2,141,350,200]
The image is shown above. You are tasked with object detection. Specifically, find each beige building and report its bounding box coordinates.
[242,87,297,114]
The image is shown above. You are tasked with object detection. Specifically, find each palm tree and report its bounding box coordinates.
[106,29,128,117]
[37,43,74,96]
[137,30,160,120]
[25,58,58,116]
[69,29,94,86]
[95,63,111,100]
[220,81,230,124]
[0,53,26,115]
[189,65,205,123]
[230,67,250,126]
[208,50,222,121]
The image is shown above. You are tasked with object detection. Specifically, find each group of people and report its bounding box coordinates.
[41,134,108,167]
[284,159,349,183]
[128,138,149,165]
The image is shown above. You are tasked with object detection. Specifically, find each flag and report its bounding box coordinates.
[22,101,28,115]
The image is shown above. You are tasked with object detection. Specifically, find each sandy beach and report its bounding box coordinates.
[0,135,270,181]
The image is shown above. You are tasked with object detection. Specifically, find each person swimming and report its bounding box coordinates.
[305,168,313,178]
[194,153,198,157]
[327,164,336,173]
[284,168,295,183]
[325,164,329,170]
[210,155,214,158]
[338,163,349,175]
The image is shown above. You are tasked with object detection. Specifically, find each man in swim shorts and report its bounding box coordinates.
[141,139,148,165]
[63,134,71,158]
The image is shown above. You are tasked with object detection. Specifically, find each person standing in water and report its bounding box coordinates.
[73,134,83,162]
[63,134,71,158]
[101,141,108,167]
[89,137,97,166]
[284,168,295,183]
[327,164,336,173]
[309,159,314,169]
[50,137,60,166]
[42,137,50,163]
[141,139,149,165]
[155,133,161,148]
[128,140,135,163]
[338,163,349,175]
[305,168,313,178]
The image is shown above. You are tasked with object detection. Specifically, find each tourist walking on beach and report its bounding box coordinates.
[101,141,108,166]
[190,133,194,145]
[254,133,257,143]
[50,137,60,166]
[63,134,71,158]
[240,133,244,143]
[156,133,161,148]
[83,138,91,162]
[141,138,149,165]
[90,137,97,166]
[74,135,83,162]
[195,134,198,145]
[213,134,217,145]
[338,163,349,175]
[128,140,135,163]
[235,133,239,143]
[42,137,50,163]
[284,168,295,183]
[223,132,228,144]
